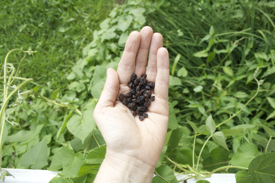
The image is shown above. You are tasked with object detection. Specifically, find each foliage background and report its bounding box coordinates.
[1,0,275,182]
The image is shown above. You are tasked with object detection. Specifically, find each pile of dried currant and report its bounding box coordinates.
[119,73,155,121]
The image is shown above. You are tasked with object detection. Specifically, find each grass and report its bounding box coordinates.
[0,0,115,90]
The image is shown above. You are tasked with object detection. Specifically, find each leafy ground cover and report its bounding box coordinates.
[0,0,275,183]
[0,0,115,90]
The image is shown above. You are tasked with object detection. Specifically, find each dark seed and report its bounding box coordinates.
[143,113,148,118]
[124,92,131,98]
[127,103,136,108]
[122,99,127,105]
[128,82,133,87]
[139,115,145,121]
[119,94,124,101]
[131,74,137,82]
[148,81,155,88]
[132,99,137,103]
[132,111,138,116]
[150,96,155,101]
[141,73,147,78]
[145,85,151,90]
[130,89,136,95]
[134,79,139,85]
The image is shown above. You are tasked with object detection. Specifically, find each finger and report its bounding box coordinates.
[146,33,163,82]
[135,26,153,76]
[155,48,169,101]
[117,31,141,84]
[97,68,119,108]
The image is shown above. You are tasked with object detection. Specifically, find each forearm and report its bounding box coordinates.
[94,152,155,183]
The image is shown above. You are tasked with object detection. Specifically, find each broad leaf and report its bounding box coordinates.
[267,97,275,108]
[229,143,260,168]
[206,115,216,135]
[213,132,229,151]
[203,147,229,171]
[152,165,178,183]
[177,67,188,77]
[193,50,208,58]
[156,146,167,168]
[56,111,72,139]
[187,120,198,133]
[168,127,184,151]
[85,146,106,164]
[62,149,85,178]
[67,103,96,143]
[20,139,48,169]
[168,103,178,130]
[237,152,275,183]
[169,76,182,86]
[51,89,60,99]
[223,67,234,76]
[262,124,275,137]
[197,181,210,183]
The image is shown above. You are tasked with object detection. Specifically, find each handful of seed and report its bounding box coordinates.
[119,73,155,121]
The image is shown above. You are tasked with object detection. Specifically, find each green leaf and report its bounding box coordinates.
[266,110,275,120]
[117,15,133,32]
[262,124,275,137]
[221,128,243,136]
[156,146,167,168]
[238,152,275,183]
[209,26,215,36]
[203,147,229,171]
[7,124,44,143]
[206,115,216,135]
[49,176,74,183]
[197,180,210,183]
[51,89,60,99]
[152,165,178,183]
[229,143,260,168]
[223,67,234,76]
[100,18,110,30]
[171,54,181,76]
[67,105,96,143]
[234,91,249,98]
[213,132,229,151]
[198,125,211,135]
[48,148,64,171]
[207,51,215,62]
[267,97,275,108]
[56,111,73,139]
[168,103,179,130]
[73,175,87,183]
[63,150,85,178]
[175,147,196,166]
[193,50,208,58]
[118,32,128,45]
[77,164,100,177]
[85,146,106,164]
[169,76,182,86]
[168,128,184,151]
[20,139,48,169]
[177,66,188,77]
[194,86,203,93]
[187,120,198,133]
[235,171,249,183]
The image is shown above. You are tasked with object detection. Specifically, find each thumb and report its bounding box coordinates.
[97,68,119,107]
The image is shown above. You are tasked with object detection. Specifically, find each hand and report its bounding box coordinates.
[94,26,169,183]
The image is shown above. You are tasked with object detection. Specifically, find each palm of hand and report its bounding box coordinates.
[93,27,169,168]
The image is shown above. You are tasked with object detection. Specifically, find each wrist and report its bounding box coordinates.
[95,150,155,183]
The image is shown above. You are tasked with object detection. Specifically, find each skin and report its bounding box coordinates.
[93,26,169,183]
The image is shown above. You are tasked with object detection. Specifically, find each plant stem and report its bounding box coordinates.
[154,170,170,183]
[216,68,261,128]
[196,134,213,170]
[192,134,196,169]
[265,136,272,153]
[208,165,248,174]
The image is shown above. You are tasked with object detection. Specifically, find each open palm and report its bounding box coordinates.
[93,26,169,170]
